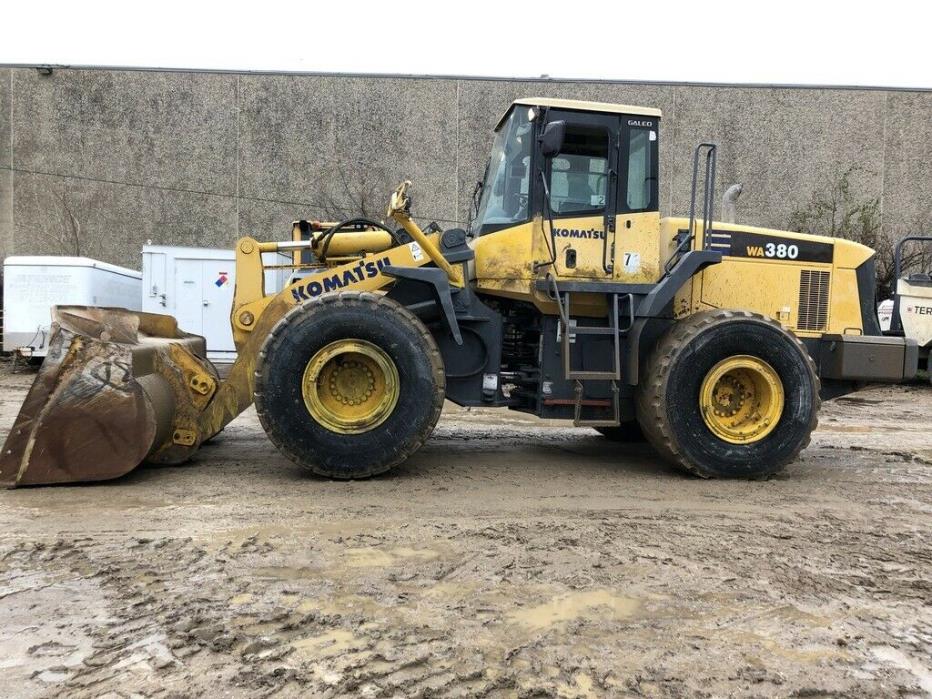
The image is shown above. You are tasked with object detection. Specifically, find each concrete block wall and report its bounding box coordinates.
[0,65,929,268]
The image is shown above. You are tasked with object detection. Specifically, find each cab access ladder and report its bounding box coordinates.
[549,283,635,427]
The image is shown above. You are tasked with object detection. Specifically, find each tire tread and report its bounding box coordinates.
[636,309,820,478]
[254,292,445,479]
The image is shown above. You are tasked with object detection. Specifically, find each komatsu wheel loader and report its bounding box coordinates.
[0,98,918,487]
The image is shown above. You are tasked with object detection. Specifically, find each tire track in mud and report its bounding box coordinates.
[1,377,931,697]
[3,503,931,698]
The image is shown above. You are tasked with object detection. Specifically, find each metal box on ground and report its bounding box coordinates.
[141,245,290,363]
[2,256,142,357]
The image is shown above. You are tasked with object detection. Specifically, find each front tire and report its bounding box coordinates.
[637,310,819,478]
[254,292,445,479]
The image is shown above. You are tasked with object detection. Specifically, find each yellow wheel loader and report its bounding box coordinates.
[0,98,918,487]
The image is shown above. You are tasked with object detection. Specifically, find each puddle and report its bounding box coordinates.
[200,525,291,551]
[344,546,439,568]
[35,668,70,683]
[230,612,303,635]
[292,629,365,658]
[253,566,315,580]
[0,572,107,688]
[295,593,381,618]
[716,629,848,664]
[344,548,395,567]
[296,599,318,614]
[509,590,640,630]
[744,603,834,628]
[423,581,479,600]
[871,646,932,695]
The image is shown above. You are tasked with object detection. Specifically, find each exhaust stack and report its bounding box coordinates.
[722,183,743,224]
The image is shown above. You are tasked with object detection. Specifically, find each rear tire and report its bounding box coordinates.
[595,421,645,442]
[255,292,445,479]
[636,310,819,478]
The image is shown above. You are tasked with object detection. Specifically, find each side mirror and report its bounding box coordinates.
[540,120,566,158]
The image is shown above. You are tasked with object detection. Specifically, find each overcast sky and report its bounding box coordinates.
[4,0,931,89]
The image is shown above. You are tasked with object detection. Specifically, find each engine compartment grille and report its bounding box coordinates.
[797,269,830,331]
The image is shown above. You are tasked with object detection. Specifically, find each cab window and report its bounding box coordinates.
[469,108,534,236]
[626,126,657,211]
[548,125,609,216]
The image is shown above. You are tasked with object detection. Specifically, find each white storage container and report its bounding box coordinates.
[3,256,142,357]
[141,245,291,363]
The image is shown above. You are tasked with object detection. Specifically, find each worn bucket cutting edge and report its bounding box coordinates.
[0,306,218,487]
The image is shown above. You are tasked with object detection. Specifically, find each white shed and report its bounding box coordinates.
[141,245,291,363]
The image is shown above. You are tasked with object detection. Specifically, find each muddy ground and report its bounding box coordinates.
[0,369,930,698]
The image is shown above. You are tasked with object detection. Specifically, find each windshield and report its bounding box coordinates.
[469,107,533,236]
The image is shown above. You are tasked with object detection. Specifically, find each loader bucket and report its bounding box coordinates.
[0,307,218,487]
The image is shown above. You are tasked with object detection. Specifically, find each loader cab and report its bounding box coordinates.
[470,98,662,284]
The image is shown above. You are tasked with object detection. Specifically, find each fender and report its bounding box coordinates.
[383,266,464,345]
[626,249,723,385]
[635,249,722,318]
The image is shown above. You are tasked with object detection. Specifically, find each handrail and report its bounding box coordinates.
[688,143,717,247]
[664,143,717,276]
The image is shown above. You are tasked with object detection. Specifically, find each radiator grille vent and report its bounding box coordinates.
[797,270,830,331]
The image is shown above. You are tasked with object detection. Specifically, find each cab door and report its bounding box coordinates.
[545,112,619,279]
[614,117,662,284]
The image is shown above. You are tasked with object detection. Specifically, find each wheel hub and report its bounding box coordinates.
[302,340,400,434]
[328,359,376,406]
[700,355,784,444]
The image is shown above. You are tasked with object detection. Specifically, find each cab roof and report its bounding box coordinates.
[497,98,662,128]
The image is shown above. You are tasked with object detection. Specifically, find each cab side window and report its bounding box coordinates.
[626,126,656,211]
[548,125,609,216]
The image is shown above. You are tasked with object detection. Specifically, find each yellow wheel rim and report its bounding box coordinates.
[699,355,784,444]
[302,340,400,434]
